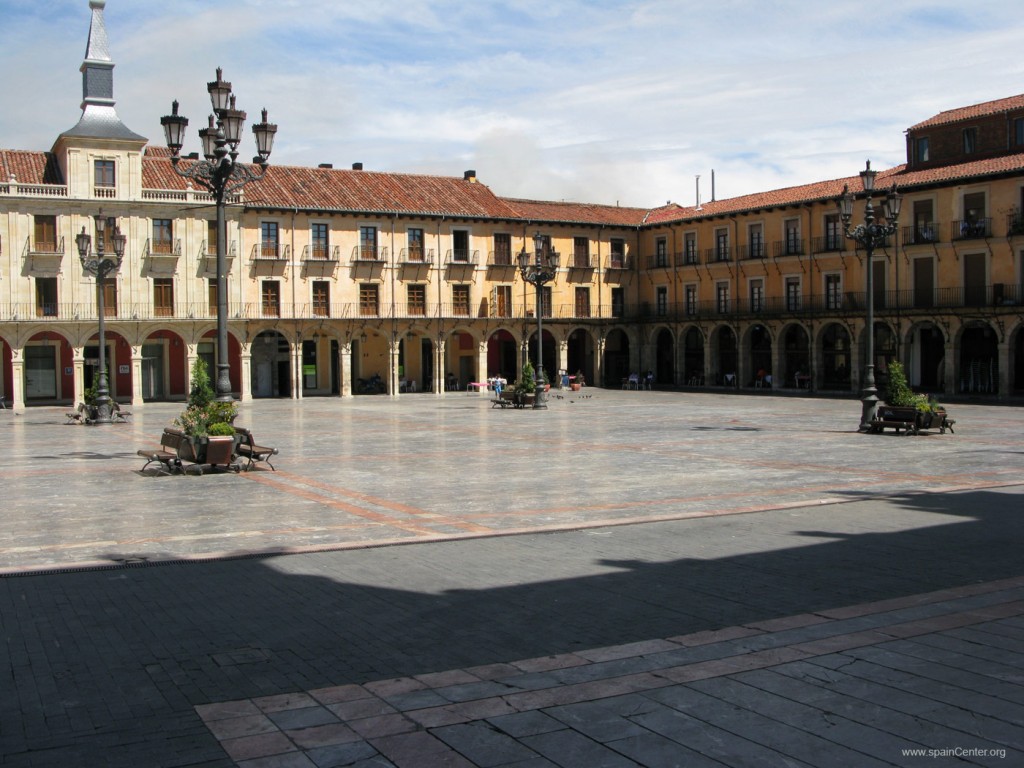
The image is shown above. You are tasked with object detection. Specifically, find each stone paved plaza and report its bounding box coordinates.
[1,390,1023,766]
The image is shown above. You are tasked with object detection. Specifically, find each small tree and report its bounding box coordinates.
[176,358,237,436]
[884,361,937,413]
[515,360,536,394]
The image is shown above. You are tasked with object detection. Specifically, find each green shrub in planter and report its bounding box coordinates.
[207,422,235,436]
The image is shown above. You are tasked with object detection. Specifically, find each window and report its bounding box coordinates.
[407,284,426,316]
[824,214,842,251]
[452,284,470,316]
[963,127,978,154]
[34,215,57,253]
[716,282,729,314]
[407,228,425,261]
[655,238,668,268]
[610,239,625,268]
[655,286,668,315]
[359,284,378,316]
[784,219,801,255]
[915,137,930,163]
[492,233,512,266]
[261,280,280,317]
[452,229,469,262]
[261,221,279,259]
[208,278,218,316]
[715,228,729,261]
[153,219,173,254]
[103,280,118,318]
[912,199,935,243]
[685,284,697,315]
[360,226,378,260]
[785,276,801,311]
[541,286,552,318]
[206,220,218,256]
[493,285,512,317]
[94,159,115,194]
[573,237,590,268]
[748,224,763,259]
[749,279,764,312]
[312,281,330,317]
[611,287,625,317]
[825,274,842,310]
[1016,118,1024,146]
[35,277,58,317]
[154,278,174,317]
[311,223,329,260]
[684,232,697,264]
[575,287,590,318]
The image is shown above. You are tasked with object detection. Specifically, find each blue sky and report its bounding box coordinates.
[2,0,1024,208]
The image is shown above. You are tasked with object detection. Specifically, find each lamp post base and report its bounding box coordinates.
[859,391,879,432]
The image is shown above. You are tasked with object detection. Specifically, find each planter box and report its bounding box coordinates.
[874,405,954,435]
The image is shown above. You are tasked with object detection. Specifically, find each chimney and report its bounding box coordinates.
[352,162,363,171]
[318,163,333,169]
[464,169,477,183]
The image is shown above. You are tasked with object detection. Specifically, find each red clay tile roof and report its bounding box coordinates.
[499,197,649,227]
[0,150,63,185]
[908,94,1024,131]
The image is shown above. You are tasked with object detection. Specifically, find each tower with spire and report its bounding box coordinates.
[51,0,147,199]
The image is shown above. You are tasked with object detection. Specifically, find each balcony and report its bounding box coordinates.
[302,244,340,262]
[773,238,805,257]
[606,254,629,270]
[811,235,844,253]
[352,246,387,263]
[704,245,732,263]
[445,249,478,265]
[399,247,433,264]
[487,250,515,267]
[675,249,700,266]
[646,253,671,270]
[252,243,290,261]
[901,223,940,246]
[951,218,990,241]
[144,238,181,259]
[569,252,594,269]
[1007,211,1024,237]
[741,242,766,260]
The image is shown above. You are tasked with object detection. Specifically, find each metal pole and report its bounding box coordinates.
[860,199,878,431]
[215,186,231,401]
[94,260,112,424]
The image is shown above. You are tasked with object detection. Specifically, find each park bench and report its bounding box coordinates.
[234,426,278,471]
[137,427,192,474]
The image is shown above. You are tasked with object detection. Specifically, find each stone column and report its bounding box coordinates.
[340,342,353,398]
[477,340,489,385]
[10,346,25,413]
[435,339,447,394]
[239,342,253,402]
[389,336,401,397]
[557,338,569,386]
[130,345,144,407]
[291,340,303,400]
[594,335,606,387]
[72,345,86,405]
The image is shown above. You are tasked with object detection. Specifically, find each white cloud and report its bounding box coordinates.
[2,0,1024,209]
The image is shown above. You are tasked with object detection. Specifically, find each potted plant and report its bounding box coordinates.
[175,358,239,461]
[510,360,537,407]
[878,361,948,431]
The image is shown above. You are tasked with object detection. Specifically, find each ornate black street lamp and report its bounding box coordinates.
[838,160,902,431]
[76,213,126,425]
[160,68,277,401]
[518,232,560,408]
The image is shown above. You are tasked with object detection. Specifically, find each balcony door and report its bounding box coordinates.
[913,257,934,308]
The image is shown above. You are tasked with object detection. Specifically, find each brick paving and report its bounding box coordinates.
[1,390,1022,766]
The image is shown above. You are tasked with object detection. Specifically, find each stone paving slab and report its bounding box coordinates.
[2,391,1023,572]
[2,392,1024,766]
[197,577,1024,767]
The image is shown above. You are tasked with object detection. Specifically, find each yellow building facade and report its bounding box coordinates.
[1,2,1022,410]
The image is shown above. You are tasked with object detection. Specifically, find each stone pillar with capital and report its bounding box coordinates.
[239,342,253,402]
[72,345,86,405]
[10,346,25,412]
[389,336,401,397]
[477,340,489,387]
[130,345,144,406]
[340,342,353,398]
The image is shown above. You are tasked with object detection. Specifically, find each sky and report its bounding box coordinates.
[2,0,1024,209]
